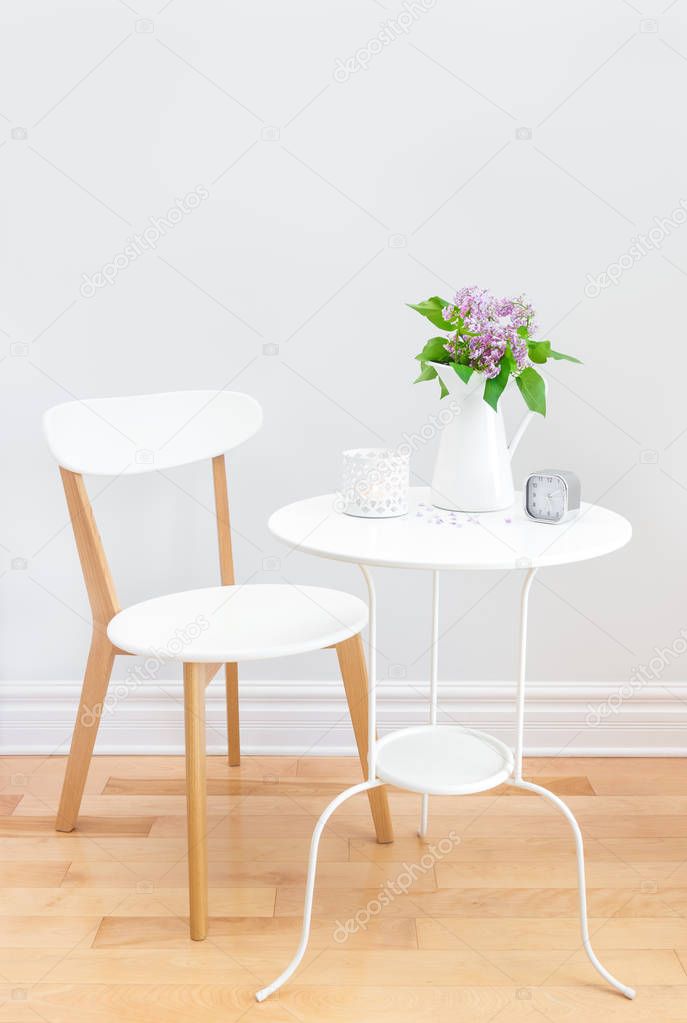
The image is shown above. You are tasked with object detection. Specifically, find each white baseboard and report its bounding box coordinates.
[1,680,685,756]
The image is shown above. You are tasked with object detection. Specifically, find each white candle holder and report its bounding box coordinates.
[340,448,409,518]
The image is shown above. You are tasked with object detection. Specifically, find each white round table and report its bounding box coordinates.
[269,486,631,570]
[257,487,634,1003]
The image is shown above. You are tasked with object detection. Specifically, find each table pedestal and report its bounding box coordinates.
[256,565,636,1003]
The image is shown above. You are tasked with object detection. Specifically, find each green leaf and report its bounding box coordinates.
[437,373,449,399]
[515,366,547,416]
[407,296,452,331]
[528,339,582,364]
[527,340,551,364]
[452,363,474,384]
[408,296,450,313]
[503,346,517,371]
[548,348,582,364]
[483,360,510,411]
[527,339,581,365]
[415,336,451,364]
[414,362,438,383]
[516,325,529,339]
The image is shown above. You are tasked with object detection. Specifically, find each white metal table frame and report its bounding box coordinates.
[256,504,636,1002]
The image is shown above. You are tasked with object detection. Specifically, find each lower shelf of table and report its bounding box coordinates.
[374,724,514,796]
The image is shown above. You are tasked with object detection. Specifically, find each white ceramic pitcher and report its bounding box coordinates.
[431,369,535,512]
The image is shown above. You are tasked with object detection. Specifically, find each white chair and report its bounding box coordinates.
[43,390,392,939]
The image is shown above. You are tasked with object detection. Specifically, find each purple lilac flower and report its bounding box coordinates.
[443,285,536,377]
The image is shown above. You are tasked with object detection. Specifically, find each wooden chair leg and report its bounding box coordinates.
[56,632,116,832]
[184,662,208,940]
[225,662,240,766]
[336,634,394,845]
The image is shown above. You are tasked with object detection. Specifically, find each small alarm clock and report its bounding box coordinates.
[524,470,581,524]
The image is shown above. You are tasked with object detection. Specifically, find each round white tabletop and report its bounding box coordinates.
[269,486,631,571]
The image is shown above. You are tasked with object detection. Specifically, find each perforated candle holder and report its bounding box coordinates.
[340,447,409,518]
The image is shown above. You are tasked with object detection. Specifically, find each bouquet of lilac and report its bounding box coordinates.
[410,285,579,415]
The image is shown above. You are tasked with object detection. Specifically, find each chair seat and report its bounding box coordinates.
[107,584,368,662]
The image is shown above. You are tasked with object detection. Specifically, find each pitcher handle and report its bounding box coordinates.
[508,375,548,460]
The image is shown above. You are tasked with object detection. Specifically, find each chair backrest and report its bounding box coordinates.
[43,390,263,629]
[43,390,262,475]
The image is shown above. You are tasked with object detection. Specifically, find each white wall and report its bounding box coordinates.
[2,1,686,752]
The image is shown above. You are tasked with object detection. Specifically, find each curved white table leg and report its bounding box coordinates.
[419,795,429,838]
[419,570,440,838]
[514,566,537,782]
[359,564,378,784]
[256,778,384,1002]
[512,778,635,998]
[512,567,635,1000]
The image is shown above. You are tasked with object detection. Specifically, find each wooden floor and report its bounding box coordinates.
[1,755,687,1021]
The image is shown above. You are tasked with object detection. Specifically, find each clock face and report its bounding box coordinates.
[526,474,566,522]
